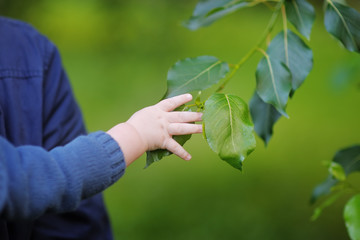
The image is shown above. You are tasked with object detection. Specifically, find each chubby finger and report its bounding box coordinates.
[165,138,191,160]
[168,123,203,135]
[156,94,192,111]
[168,112,202,123]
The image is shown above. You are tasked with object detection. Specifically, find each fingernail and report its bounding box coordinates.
[186,94,192,100]
[186,155,192,161]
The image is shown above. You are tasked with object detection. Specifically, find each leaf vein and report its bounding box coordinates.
[225,94,236,152]
[176,60,222,92]
[328,0,357,49]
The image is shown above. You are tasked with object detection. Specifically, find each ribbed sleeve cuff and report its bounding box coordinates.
[92,131,126,183]
[79,131,126,198]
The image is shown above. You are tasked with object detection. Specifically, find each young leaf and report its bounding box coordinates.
[203,93,256,170]
[344,194,360,240]
[284,0,315,40]
[184,0,250,30]
[311,145,360,203]
[267,30,313,90]
[329,162,346,181]
[166,56,229,98]
[249,92,282,145]
[255,51,292,117]
[324,1,360,53]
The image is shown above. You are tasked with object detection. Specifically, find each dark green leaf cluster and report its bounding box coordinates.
[252,0,315,144]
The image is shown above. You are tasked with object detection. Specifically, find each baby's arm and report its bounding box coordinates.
[107,94,203,166]
[0,94,201,220]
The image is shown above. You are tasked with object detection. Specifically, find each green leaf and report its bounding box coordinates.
[311,145,360,203]
[329,162,346,181]
[255,51,292,117]
[184,0,250,30]
[336,145,360,175]
[344,194,360,240]
[249,92,281,145]
[145,134,192,168]
[285,0,315,40]
[267,30,313,90]
[311,175,339,204]
[191,0,235,17]
[166,56,229,98]
[203,93,256,170]
[324,1,360,53]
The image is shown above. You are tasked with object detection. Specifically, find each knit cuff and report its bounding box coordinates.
[79,131,126,198]
[92,131,126,184]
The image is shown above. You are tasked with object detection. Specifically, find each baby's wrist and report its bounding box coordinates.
[123,122,148,151]
[107,122,147,166]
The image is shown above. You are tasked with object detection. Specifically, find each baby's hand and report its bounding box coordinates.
[107,94,202,166]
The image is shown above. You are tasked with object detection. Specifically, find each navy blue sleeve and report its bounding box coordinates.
[0,131,125,221]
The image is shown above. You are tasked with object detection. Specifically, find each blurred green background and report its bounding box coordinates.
[2,0,360,239]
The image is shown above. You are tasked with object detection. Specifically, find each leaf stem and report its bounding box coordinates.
[256,47,268,58]
[185,103,197,108]
[215,0,283,92]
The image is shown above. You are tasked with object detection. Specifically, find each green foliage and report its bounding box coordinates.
[154,0,359,174]
[344,194,360,240]
[184,0,250,30]
[311,145,360,238]
[311,175,339,204]
[329,162,346,181]
[266,30,313,91]
[166,56,229,98]
[325,1,360,53]
[150,1,360,236]
[249,92,281,145]
[203,93,256,170]
[311,145,360,203]
[180,0,360,238]
[284,0,315,40]
[255,50,292,117]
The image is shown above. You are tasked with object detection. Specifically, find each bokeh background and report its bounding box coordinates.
[1,0,360,239]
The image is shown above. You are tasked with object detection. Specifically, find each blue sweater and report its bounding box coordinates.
[0,131,125,219]
[0,17,126,239]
